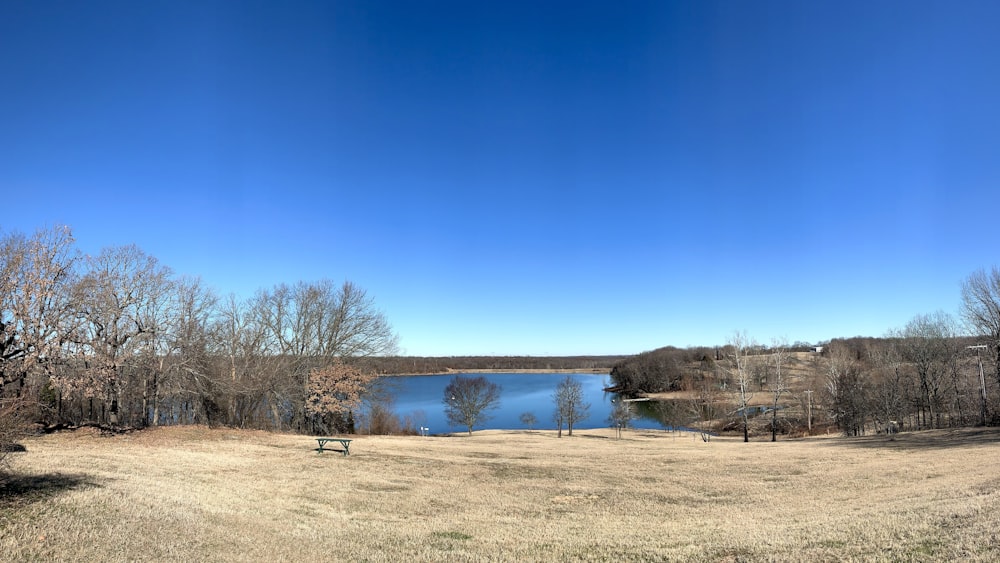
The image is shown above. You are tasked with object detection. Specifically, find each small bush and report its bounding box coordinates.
[0,398,31,472]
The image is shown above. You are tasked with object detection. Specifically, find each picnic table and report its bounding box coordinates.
[316,437,352,456]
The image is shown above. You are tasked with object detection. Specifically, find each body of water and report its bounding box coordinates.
[371,372,670,434]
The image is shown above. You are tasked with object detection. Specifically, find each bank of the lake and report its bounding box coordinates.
[381,367,611,376]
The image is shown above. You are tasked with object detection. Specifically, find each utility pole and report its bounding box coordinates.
[967,345,988,426]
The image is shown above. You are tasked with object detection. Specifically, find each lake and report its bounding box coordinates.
[371,372,671,434]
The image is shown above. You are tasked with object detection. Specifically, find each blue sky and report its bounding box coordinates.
[2,1,998,356]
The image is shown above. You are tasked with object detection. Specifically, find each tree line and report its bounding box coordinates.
[0,225,398,437]
[360,355,624,375]
[608,342,815,395]
[821,317,991,435]
[608,268,1000,438]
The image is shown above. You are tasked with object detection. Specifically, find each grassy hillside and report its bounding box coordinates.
[2,426,999,561]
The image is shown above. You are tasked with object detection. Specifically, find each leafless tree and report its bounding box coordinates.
[250,280,398,430]
[68,244,173,426]
[867,340,910,433]
[896,312,956,429]
[941,331,970,426]
[144,276,219,426]
[443,375,501,435]
[608,398,633,439]
[519,411,537,430]
[825,342,869,436]
[767,338,790,441]
[255,280,398,359]
[0,397,29,473]
[212,294,280,428]
[356,375,404,435]
[726,331,756,442]
[652,398,685,437]
[961,267,1000,398]
[553,375,590,437]
[687,371,721,442]
[0,225,79,399]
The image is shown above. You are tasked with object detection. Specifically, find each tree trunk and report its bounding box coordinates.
[141,375,149,426]
[152,386,160,427]
[270,401,283,431]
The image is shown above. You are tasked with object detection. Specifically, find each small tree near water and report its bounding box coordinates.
[519,412,537,431]
[443,375,502,435]
[553,376,590,437]
[609,399,634,440]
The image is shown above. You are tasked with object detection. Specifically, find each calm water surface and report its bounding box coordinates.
[374,373,667,433]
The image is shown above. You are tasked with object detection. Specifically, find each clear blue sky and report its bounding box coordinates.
[2,1,998,356]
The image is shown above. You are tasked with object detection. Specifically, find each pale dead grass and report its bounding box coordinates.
[2,426,999,562]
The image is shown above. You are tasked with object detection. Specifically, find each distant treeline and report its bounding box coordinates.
[609,342,816,394]
[609,326,1000,437]
[360,355,626,375]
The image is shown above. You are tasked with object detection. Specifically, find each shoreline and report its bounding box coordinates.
[379,368,612,376]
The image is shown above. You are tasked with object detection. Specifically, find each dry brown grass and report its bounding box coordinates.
[2,425,999,561]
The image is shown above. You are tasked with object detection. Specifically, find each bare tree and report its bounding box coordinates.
[519,411,537,430]
[251,280,399,430]
[961,267,1000,397]
[868,340,909,433]
[66,244,173,426]
[443,375,501,435]
[553,375,590,437]
[609,398,633,439]
[145,276,219,427]
[652,398,685,436]
[897,312,955,429]
[0,397,29,473]
[688,371,721,442]
[767,338,790,442]
[212,294,285,428]
[357,376,404,435]
[940,329,970,427]
[726,331,756,442]
[825,342,869,436]
[255,280,398,359]
[0,225,79,398]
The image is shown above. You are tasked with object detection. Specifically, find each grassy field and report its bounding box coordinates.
[2,426,999,562]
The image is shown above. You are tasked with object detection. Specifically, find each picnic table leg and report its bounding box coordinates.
[342,441,350,456]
